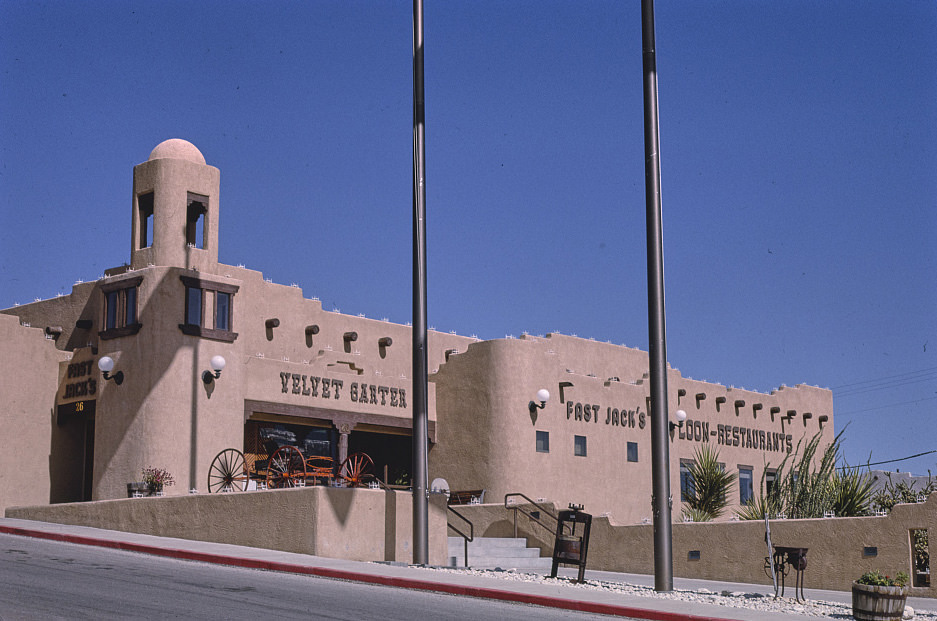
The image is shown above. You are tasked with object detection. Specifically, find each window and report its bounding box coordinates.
[739,466,753,505]
[215,291,230,332]
[680,459,695,502]
[179,276,239,342]
[765,468,778,498]
[536,431,549,453]
[99,276,143,339]
[574,435,587,457]
[186,193,208,248]
[627,442,638,463]
[185,286,202,326]
[138,192,154,248]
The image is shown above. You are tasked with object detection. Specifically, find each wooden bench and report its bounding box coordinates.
[448,489,486,505]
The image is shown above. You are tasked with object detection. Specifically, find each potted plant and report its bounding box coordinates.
[852,570,909,621]
[142,467,175,496]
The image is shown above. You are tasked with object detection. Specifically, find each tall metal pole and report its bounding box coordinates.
[411,0,430,566]
[641,0,674,591]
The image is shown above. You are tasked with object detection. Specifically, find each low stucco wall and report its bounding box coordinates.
[6,486,448,566]
[454,495,937,598]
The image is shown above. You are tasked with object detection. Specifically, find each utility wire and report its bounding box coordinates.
[832,366,937,396]
[840,449,937,469]
[835,394,937,417]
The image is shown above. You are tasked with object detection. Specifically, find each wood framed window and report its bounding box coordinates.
[99,276,143,340]
[179,275,238,342]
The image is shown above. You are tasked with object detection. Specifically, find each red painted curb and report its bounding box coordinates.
[0,525,733,621]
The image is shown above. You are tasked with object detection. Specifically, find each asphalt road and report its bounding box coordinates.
[0,534,627,620]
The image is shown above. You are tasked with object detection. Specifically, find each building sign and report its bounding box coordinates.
[57,358,98,424]
[62,360,97,400]
[566,400,647,430]
[278,372,407,410]
[565,398,793,454]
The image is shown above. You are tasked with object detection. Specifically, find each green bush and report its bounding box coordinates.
[857,570,909,588]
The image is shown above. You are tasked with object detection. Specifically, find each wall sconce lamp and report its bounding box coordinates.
[202,355,226,384]
[97,356,124,385]
[528,389,550,413]
[669,409,687,431]
[344,331,358,342]
[378,336,393,347]
[265,318,280,329]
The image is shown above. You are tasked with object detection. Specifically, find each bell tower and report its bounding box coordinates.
[131,139,221,270]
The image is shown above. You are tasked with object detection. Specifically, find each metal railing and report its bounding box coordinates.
[446,505,474,567]
[504,493,568,539]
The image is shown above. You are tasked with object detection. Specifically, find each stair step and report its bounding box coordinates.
[446,536,552,570]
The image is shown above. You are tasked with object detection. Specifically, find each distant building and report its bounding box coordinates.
[0,140,835,521]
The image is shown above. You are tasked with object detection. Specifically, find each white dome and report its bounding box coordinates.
[148,139,206,165]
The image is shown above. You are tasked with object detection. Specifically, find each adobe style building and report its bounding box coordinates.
[0,140,835,523]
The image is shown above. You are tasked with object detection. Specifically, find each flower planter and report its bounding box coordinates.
[851,581,908,621]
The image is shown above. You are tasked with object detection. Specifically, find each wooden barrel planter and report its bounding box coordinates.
[851,581,908,621]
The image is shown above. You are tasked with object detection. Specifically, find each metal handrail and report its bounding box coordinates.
[447,505,474,567]
[504,493,568,538]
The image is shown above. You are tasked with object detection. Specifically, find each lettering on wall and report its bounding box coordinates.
[63,360,97,400]
[563,397,792,455]
[567,401,647,430]
[278,372,407,409]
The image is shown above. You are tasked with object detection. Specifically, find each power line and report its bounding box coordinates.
[840,449,937,469]
[836,372,937,398]
[835,394,937,417]
[830,367,937,390]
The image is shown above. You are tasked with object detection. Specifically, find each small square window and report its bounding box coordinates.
[536,430,549,453]
[574,435,587,457]
[627,442,638,462]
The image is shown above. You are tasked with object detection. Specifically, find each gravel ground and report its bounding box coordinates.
[413,566,937,619]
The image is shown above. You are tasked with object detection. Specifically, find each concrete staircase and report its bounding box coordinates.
[447,536,553,571]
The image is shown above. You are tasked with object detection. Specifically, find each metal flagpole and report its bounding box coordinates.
[411,0,430,566]
[641,0,674,591]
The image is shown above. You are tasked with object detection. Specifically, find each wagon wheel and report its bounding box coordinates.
[266,446,308,489]
[339,452,374,488]
[208,448,249,493]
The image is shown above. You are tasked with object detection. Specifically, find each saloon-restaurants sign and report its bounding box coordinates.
[566,398,792,454]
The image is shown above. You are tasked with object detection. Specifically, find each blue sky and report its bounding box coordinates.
[2,1,935,475]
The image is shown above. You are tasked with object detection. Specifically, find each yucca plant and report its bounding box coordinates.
[831,465,875,517]
[738,428,871,519]
[682,444,737,521]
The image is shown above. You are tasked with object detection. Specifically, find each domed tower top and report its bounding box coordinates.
[148,139,206,165]
[131,139,221,270]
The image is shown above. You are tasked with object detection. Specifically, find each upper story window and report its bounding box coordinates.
[99,276,143,340]
[179,275,238,342]
[536,430,550,453]
[139,192,154,248]
[186,193,208,248]
[573,435,587,457]
[627,441,638,463]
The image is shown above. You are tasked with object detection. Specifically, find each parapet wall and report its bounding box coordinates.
[458,494,937,597]
[6,487,448,566]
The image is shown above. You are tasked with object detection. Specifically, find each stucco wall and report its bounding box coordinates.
[6,487,449,565]
[431,333,834,525]
[0,315,71,513]
[450,495,937,597]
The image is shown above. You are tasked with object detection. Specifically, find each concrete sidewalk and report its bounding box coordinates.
[1,517,932,621]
